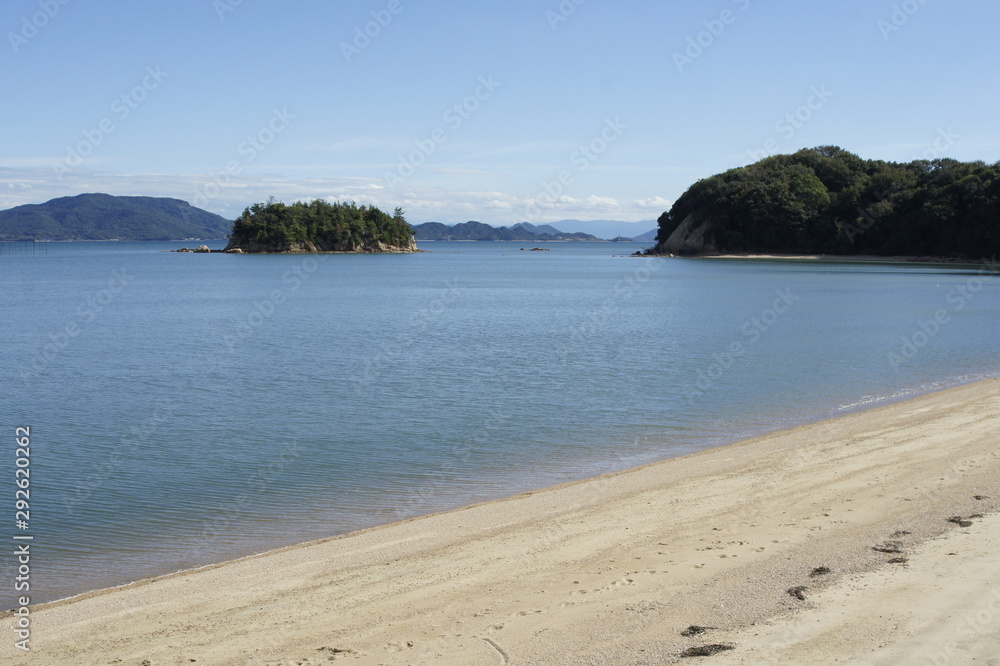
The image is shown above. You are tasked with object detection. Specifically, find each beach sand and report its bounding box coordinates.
[4,379,999,665]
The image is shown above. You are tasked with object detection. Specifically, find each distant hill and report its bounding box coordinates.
[540,219,659,240]
[511,222,565,236]
[0,194,232,241]
[630,229,658,242]
[411,221,598,242]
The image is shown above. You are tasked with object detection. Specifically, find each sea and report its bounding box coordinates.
[2,240,999,608]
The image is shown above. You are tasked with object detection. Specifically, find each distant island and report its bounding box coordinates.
[223,199,416,253]
[649,147,1000,259]
[0,194,658,244]
[410,221,600,242]
[0,193,231,241]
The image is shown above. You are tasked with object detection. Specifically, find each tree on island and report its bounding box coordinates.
[224,198,417,253]
[651,147,1000,259]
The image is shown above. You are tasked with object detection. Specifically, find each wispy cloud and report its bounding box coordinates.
[0,167,670,224]
[427,167,499,176]
[633,196,672,209]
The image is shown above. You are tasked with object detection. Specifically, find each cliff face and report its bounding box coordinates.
[223,236,417,254]
[651,213,717,255]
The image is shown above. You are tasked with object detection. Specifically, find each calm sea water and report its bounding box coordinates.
[2,241,999,606]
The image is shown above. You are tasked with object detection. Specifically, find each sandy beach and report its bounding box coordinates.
[4,379,999,665]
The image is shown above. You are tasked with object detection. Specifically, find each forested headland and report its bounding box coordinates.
[651,147,1000,259]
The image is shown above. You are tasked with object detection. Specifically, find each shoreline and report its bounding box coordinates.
[4,378,999,663]
[22,372,992,610]
[646,251,994,266]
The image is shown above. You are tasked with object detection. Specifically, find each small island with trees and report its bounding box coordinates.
[649,147,1000,260]
[223,198,417,253]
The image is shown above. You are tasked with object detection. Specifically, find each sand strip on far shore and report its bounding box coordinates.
[3,379,999,665]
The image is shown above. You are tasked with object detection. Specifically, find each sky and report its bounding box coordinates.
[2,0,999,228]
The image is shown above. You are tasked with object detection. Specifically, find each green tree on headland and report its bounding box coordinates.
[225,199,416,253]
[653,147,1000,259]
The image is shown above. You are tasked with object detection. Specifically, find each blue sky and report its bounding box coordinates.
[2,0,999,227]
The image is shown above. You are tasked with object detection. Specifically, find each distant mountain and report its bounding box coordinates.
[511,222,565,236]
[411,221,598,242]
[538,219,660,240]
[0,194,232,241]
[631,228,659,242]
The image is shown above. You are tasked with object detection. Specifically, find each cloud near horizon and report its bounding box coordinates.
[0,167,670,225]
